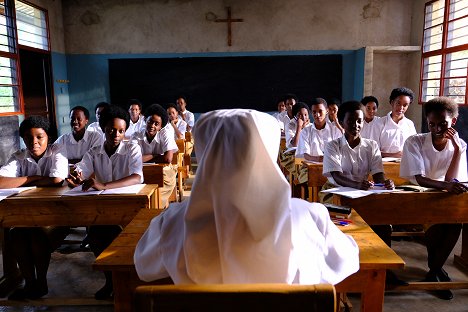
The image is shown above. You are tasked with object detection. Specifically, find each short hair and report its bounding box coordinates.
[361,96,379,107]
[424,97,459,118]
[389,87,414,103]
[19,115,50,138]
[128,99,142,110]
[338,101,363,123]
[99,105,130,131]
[70,106,90,119]
[145,104,169,127]
[167,102,181,113]
[94,101,110,112]
[176,95,187,102]
[327,97,341,106]
[292,102,310,117]
[310,97,327,107]
[284,93,298,102]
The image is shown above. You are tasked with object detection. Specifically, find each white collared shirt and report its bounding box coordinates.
[323,136,383,185]
[75,141,143,183]
[181,110,195,128]
[132,124,178,155]
[400,132,468,184]
[173,119,187,140]
[360,116,381,140]
[372,112,417,153]
[0,143,68,179]
[296,121,342,158]
[126,115,146,139]
[86,122,105,138]
[55,131,103,161]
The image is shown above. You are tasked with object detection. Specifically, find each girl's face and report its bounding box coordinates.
[176,98,186,111]
[296,108,309,122]
[146,114,163,137]
[104,118,127,149]
[311,103,327,125]
[364,102,378,120]
[167,107,178,121]
[277,101,286,113]
[390,95,411,118]
[343,110,364,139]
[285,98,295,114]
[23,128,48,161]
[129,104,141,121]
[427,110,457,140]
[328,104,338,119]
[70,109,88,134]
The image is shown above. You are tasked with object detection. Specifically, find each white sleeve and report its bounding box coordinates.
[0,155,21,177]
[48,144,69,179]
[400,135,425,180]
[160,127,178,154]
[127,143,144,183]
[369,140,384,176]
[322,140,342,176]
[295,129,309,157]
[75,150,95,179]
[187,112,195,128]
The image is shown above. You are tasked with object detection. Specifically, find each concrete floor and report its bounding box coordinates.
[0,176,467,311]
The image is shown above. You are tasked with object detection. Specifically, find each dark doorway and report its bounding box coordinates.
[19,48,57,140]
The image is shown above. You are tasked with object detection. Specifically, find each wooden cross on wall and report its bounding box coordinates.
[215,7,243,46]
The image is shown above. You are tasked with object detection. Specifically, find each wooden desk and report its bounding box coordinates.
[304,161,410,202]
[94,209,403,312]
[333,191,468,290]
[0,184,159,297]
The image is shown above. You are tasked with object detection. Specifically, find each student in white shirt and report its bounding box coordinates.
[272,97,286,131]
[176,96,195,132]
[280,93,297,132]
[125,99,146,139]
[132,104,178,208]
[167,103,187,140]
[55,106,103,164]
[68,105,143,300]
[134,109,359,285]
[296,98,342,161]
[326,98,344,133]
[86,102,110,138]
[400,97,468,300]
[371,87,417,157]
[0,116,69,300]
[360,96,381,140]
[285,102,310,148]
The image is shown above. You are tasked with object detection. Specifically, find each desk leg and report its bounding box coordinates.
[0,228,21,297]
[360,269,386,312]
[113,271,135,312]
[454,224,468,272]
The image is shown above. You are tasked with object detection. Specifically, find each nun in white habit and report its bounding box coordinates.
[134,109,359,285]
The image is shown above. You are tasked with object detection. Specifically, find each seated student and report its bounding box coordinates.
[67,105,143,299]
[134,109,359,285]
[285,102,310,148]
[86,101,110,138]
[280,93,297,131]
[125,99,146,139]
[55,106,104,164]
[321,101,394,199]
[167,103,187,140]
[400,97,468,300]
[296,98,342,162]
[176,96,195,132]
[272,97,286,131]
[371,87,417,158]
[327,98,344,133]
[132,104,178,208]
[0,116,69,300]
[360,95,381,140]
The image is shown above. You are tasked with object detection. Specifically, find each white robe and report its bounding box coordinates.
[134,109,359,285]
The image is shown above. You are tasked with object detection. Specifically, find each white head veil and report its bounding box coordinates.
[184,109,293,283]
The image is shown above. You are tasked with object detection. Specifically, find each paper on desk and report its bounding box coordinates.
[0,186,36,201]
[62,185,103,196]
[320,186,396,198]
[101,184,146,194]
[283,147,297,155]
[382,157,401,163]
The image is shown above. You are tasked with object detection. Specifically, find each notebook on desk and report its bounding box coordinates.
[62,184,146,196]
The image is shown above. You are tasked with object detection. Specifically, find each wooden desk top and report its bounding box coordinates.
[0,184,158,227]
[333,191,468,225]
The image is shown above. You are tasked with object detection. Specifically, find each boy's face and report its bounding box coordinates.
[23,127,48,160]
[146,114,163,137]
[343,110,364,138]
[129,104,141,121]
[104,118,127,149]
[364,102,378,119]
[296,108,309,122]
[96,107,105,121]
[427,110,457,139]
[328,104,338,119]
[311,103,327,125]
[176,98,186,111]
[390,95,411,118]
[285,98,296,113]
[167,107,178,121]
[70,109,88,134]
[277,101,285,113]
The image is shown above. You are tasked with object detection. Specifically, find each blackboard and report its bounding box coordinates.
[0,115,20,166]
[109,55,342,112]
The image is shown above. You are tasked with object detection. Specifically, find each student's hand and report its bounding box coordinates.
[82,178,106,191]
[444,128,462,149]
[171,119,178,127]
[446,181,468,194]
[357,180,373,190]
[66,170,83,188]
[384,179,395,190]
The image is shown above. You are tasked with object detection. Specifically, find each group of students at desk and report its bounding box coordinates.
[0,97,194,301]
[277,87,468,300]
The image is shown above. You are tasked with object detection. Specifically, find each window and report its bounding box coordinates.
[420,0,468,105]
[15,0,48,50]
